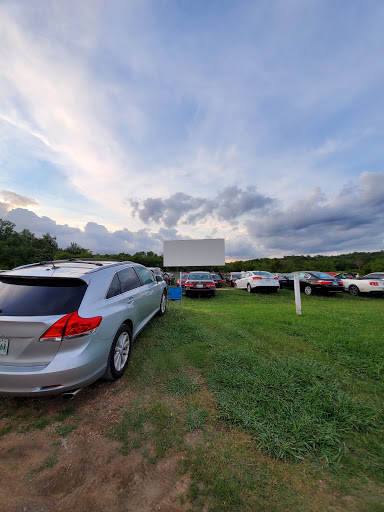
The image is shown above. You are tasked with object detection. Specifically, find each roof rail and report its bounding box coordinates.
[12,259,130,270]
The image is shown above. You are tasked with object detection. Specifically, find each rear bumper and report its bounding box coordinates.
[0,333,110,396]
[185,288,215,295]
[319,286,344,293]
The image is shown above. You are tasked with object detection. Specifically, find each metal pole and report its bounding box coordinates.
[294,272,302,316]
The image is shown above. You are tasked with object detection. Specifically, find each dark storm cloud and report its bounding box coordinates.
[131,186,276,228]
[245,172,384,255]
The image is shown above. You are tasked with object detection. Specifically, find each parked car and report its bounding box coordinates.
[210,274,224,288]
[184,272,216,297]
[341,274,384,296]
[176,272,190,287]
[235,271,279,293]
[279,271,344,295]
[227,272,243,287]
[0,259,167,396]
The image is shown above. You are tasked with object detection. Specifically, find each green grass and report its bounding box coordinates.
[124,289,384,510]
[108,397,184,458]
[55,424,77,437]
[209,350,377,461]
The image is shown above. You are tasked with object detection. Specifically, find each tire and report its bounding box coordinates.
[304,285,314,296]
[158,291,167,316]
[247,283,252,293]
[104,325,132,381]
[349,285,360,297]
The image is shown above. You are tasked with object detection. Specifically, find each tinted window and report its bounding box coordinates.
[312,272,335,279]
[135,266,155,285]
[0,277,87,316]
[106,273,121,299]
[252,271,273,277]
[188,273,212,280]
[118,267,141,293]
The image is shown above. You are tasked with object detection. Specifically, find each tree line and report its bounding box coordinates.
[0,219,383,274]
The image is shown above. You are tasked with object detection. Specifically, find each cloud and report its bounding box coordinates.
[131,186,276,228]
[3,170,384,261]
[0,190,38,208]
[2,207,184,256]
[245,171,384,256]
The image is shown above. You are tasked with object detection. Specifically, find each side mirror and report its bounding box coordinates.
[155,275,163,282]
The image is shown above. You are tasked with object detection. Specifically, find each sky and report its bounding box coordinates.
[1,0,384,261]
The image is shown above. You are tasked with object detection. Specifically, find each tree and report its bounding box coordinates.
[65,242,85,255]
[0,219,15,241]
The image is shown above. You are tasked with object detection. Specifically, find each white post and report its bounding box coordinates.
[294,272,302,316]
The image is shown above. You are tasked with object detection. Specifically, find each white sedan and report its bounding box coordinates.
[235,271,280,293]
[341,274,384,296]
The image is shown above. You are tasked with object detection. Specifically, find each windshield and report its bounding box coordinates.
[311,272,336,279]
[188,273,212,280]
[252,271,274,277]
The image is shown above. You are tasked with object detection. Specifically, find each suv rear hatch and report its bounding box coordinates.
[0,276,87,366]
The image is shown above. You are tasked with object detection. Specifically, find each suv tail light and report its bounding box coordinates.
[40,311,102,342]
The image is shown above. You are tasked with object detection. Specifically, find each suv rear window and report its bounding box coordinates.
[0,277,87,316]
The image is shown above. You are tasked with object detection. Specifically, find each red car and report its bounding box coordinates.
[176,272,190,287]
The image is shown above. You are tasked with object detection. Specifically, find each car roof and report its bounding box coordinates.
[1,259,134,279]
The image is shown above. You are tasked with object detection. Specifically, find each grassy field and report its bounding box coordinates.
[1,289,383,511]
[126,289,384,510]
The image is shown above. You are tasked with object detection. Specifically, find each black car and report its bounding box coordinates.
[185,272,216,297]
[210,274,224,288]
[279,271,344,295]
[227,272,243,287]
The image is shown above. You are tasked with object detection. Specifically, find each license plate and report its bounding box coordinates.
[0,338,9,356]
[196,284,203,288]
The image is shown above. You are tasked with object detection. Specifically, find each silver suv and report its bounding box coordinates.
[0,259,167,396]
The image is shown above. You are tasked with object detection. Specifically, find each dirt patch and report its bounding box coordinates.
[0,382,193,512]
